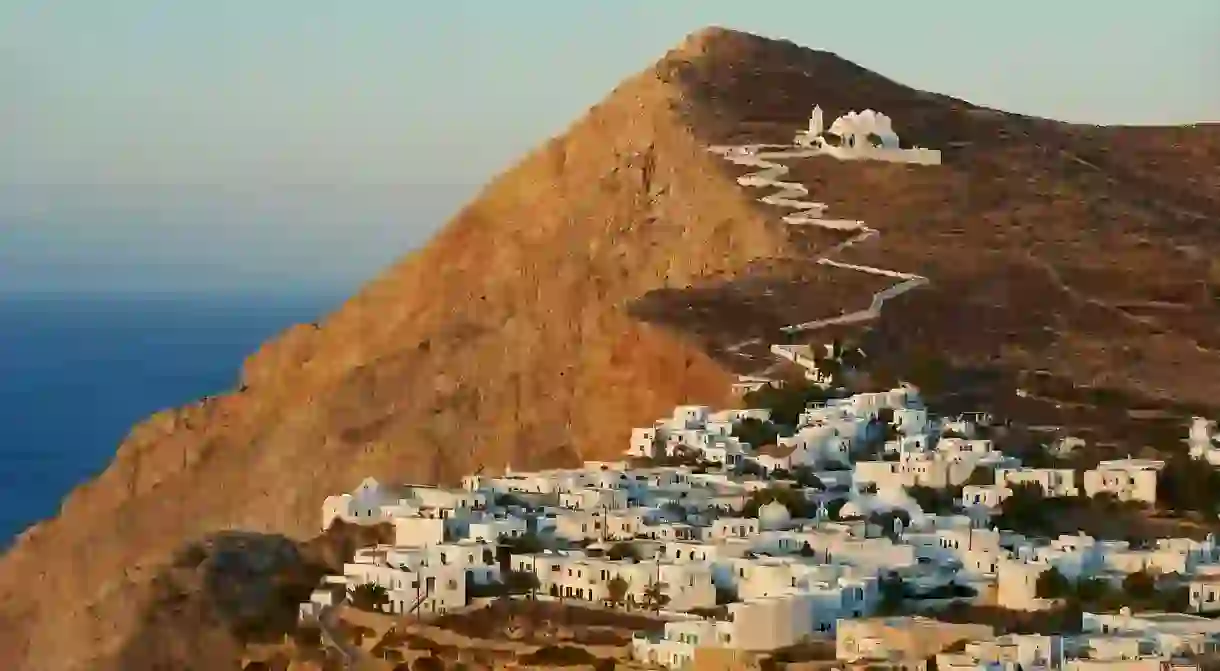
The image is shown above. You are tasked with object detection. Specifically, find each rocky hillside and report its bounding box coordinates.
[2,27,1219,670]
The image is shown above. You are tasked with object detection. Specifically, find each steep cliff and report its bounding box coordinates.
[2,27,1219,670]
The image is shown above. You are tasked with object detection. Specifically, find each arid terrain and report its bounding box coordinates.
[2,27,1219,671]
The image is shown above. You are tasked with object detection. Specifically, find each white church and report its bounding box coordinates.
[795,105,941,165]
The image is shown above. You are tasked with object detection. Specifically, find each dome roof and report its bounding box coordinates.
[758,500,792,530]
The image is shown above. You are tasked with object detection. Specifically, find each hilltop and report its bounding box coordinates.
[2,26,1219,670]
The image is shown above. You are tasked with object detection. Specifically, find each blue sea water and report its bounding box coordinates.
[0,293,340,547]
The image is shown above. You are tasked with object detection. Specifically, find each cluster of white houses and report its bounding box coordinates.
[301,386,1220,670]
[825,615,1212,671]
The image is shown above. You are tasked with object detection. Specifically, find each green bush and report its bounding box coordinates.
[743,384,842,427]
[518,646,599,667]
[733,417,781,449]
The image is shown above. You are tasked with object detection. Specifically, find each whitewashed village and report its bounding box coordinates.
[290,108,1220,671]
[297,351,1220,671]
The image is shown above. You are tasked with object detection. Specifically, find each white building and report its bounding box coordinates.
[1083,459,1164,504]
[1188,417,1220,465]
[794,106,942,165]
[321,477,408,531]
[996,467,1079,498]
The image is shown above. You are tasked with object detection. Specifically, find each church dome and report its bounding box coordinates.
[759,500,792,530]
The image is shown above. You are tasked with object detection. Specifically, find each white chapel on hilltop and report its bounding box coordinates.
[795,105,941,165]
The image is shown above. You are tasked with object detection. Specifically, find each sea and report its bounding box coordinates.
[0,292,340,547]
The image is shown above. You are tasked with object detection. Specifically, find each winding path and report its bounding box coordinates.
[705,143,932,374]
[317,605,364,669]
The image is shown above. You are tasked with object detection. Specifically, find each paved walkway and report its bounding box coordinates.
[706,143,933,376]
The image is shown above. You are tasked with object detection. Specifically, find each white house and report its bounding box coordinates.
[794,106,942,165]
[629,427,660,459]
[996,558,1058,611]
[1188,417,1220,465]
[1083,459,1163,504]
[1188,575,1220,613]
[393,516,446,547]
[465,511,529,543]
[322,477,410,531]
[995,467,1079,498]
[939,634,1065,671]
[559,487,629,512]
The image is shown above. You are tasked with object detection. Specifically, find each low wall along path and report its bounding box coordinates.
[706,131,935,378]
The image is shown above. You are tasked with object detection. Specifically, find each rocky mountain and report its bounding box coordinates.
[2,26,1219,670]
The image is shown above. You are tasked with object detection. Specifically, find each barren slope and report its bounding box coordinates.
[646,28,1220,409]
[0,30,787,671]
[2,27,1219,670]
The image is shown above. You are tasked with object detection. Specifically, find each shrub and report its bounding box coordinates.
[606,541,639,561]
[743,383,841,427]
[1122,569,1157,600]
[791,466,825,490]
[348,582,389,612]
[733,417,781,449]
[1036,567,1072,599]
[907,485,962,515]
[413,656,446,671]
[499,532,544,555]
[504,569,540,595]
[292,626,323,647]
[742,486,815,518]
[519,646,599,666]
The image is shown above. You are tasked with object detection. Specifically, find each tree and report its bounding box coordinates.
[733,417,780,450]
[868,510,911,541]
[877,572,906,615]
[499,531,544,555]
[1035,566,1072,599]
[1075,577,1113,604]
[495,493,528,509]
[738,459,765,477]
[742,486,814,518]
[661,501,687,520]
[907,485,962,515]
[606,575,630,609]
[504,569,540,597]
[1123,569,1157,600]
[742,383,841,428]
[348,582,389,612]
[995,483,1052,535]
[642,581,671,612]
[1158,452,1220,514]
[791,466,825,490]
[412,656,445,671]
[606,541,639,561]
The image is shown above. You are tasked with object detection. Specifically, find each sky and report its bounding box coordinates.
[2,1,1217,296]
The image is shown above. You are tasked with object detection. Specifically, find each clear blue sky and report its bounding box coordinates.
[3,1,1217,295]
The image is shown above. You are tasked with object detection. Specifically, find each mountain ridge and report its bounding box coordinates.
[3,26,1220,670]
